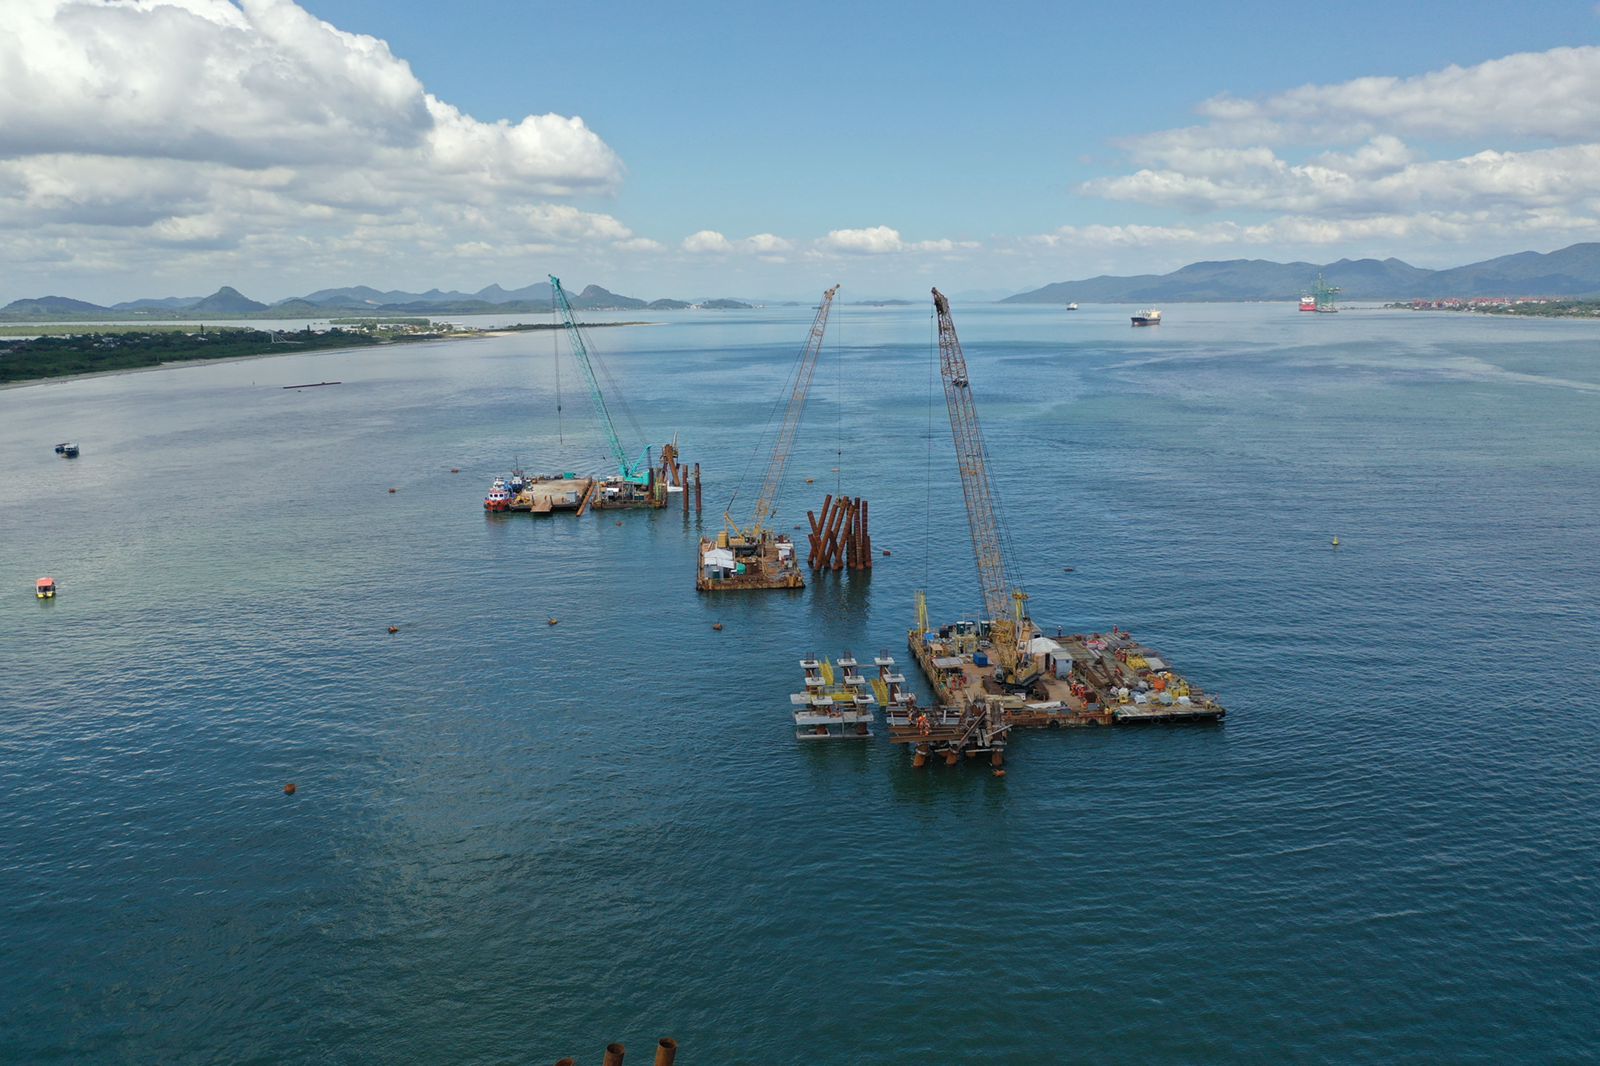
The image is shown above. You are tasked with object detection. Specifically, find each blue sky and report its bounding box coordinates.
[5,0,1600,302]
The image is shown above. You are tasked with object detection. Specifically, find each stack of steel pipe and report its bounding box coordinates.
[806,493,873,571]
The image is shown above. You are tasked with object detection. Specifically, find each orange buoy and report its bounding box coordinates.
[882,549,891,557]
[387,625,398,634]
[805,478,814,484]
[992,769,1006,779]
[388,488,397,494]
[712,622,723,631]
[547,617,558,626]
[283,783,297,795]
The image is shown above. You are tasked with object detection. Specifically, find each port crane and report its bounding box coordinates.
[929,287,1038,685]
[698,284,839,591]
[549,275,651,485]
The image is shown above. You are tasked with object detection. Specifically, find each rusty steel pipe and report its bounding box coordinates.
[860,499,871,569]
[654,1038,678,1066]
[693,463,702,514]
[603,1044,626,1066]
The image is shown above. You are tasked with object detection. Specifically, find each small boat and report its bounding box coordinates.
[1299,294,1317,312]
[484,477,512,512]
[1066,303,1079,311]
[36,577,56,599]
[54,442,79,458]
[1131,309,1162,326]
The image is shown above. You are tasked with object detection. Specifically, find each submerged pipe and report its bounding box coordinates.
[860,499,871,569]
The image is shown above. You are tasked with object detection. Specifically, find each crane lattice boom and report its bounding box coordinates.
[932,287,1028,666]
[749,284,840,531]
[550,275,649,483]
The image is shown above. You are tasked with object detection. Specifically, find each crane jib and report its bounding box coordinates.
[749,284,841,531]
[931,287,1026,633]
[549,275,649,484]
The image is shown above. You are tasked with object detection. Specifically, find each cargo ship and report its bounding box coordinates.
[1131,309,1162,326]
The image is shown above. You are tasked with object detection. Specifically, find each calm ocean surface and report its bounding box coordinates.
[2,303,1597,1063]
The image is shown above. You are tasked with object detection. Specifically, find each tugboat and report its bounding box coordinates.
[1131,309,1162,326]
[1299,294,1318,312]
[508,470,527,494]
[36,577,56,600]
[54,442,79,458]
[483,477,512,512]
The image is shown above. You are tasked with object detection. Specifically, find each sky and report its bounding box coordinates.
[5,0,1600,303]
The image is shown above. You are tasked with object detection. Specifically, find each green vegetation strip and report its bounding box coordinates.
[0,328,398,385]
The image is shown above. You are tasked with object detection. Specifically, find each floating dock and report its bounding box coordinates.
[487,446,702,517]
[791,652,876,739]
[889,619,1225,767]
[697,528,803,590]
[791,651,922,740]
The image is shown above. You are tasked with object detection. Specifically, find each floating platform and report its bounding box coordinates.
[907,622,1224,731]
[504,475,592,513]
[790,651,890,739]
[697,530,803,591]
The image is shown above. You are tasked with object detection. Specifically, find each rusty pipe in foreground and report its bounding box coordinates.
[654,1037,678,1066]
[603,1044,626,1066]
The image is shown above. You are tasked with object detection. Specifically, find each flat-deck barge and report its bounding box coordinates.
[907,621,1224,728]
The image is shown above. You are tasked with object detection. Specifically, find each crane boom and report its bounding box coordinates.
[749,284,840,531]
[550,275,650,483]
[932,287,1029,669]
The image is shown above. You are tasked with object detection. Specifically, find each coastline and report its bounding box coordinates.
[0,335,452,393]
[0,323,656,392]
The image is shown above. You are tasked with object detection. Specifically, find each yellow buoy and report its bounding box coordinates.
[1332,536,1340,548]
[547,617,559,626]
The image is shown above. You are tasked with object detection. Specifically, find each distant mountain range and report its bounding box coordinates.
[12,243,1599,320]
[0,282,753,320]
[1003,242,1600,303]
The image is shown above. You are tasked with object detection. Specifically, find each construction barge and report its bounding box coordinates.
[698,285,840,593]
[909,619,1223,725]
[872,287,1225,772]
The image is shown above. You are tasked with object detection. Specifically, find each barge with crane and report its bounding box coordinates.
[891,289,1224,771]
[485,276,702,518]
[698,284,840,591]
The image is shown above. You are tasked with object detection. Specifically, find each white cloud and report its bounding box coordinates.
[820,225,906,254]
[740,233,792,254]
[1075,45,1600,260]
[1033,209,1600,253]
[1187,45,1600,145]
[816,226,974,255]
[681,229,734,253]
[0,0,641,293]
[679,230,794,257]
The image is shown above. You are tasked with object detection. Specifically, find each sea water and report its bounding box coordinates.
[2,303,1597,1062]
